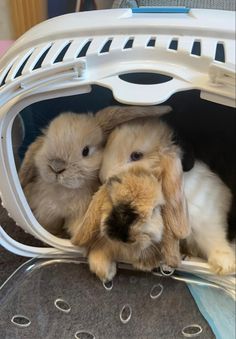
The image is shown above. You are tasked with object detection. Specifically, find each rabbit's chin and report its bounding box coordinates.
[58,179,84,189]
[40,171,85,190]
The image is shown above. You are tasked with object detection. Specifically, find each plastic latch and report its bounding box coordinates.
[73,60,87,79]
[209,62,236,87]
[132,7,190,14]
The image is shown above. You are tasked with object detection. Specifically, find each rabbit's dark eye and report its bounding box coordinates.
[130,151,143,161]
[82,146,90,157]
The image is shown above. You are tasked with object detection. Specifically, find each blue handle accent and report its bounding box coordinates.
[132,7,190,13]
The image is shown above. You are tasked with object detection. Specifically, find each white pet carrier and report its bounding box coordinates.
[0,8,235,294]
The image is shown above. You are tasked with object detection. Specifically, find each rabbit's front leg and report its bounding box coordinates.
[88,246,117,282]
[132,245,162,272]
[160,232,181,268]
[132,260,157,272]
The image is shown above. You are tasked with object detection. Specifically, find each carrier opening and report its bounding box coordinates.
[10,83,235,242]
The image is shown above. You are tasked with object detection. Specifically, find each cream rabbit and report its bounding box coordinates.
[19,105,171,237]
[99,117,236,275]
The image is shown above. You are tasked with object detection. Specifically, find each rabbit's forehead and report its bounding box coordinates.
[108,125,158,155]
[46,121,102,148]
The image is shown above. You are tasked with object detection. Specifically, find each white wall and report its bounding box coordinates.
[0,0,14,39]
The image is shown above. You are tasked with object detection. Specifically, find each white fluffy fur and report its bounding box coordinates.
[184,161,235,274]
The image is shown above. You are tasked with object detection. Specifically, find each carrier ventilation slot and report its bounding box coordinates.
[146,37,156,47]
[0,66,12,87]
[191,40,201,56]
[14,53,34,78]
[100,38,113,53]
[33,45,52,70]
[123,37,134,49]
[54,42,72,63]
[168,38,178,51]
[77,40,92,57]
[215,42,225,62]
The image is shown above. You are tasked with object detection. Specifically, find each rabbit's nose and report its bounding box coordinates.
[49,159,66,174]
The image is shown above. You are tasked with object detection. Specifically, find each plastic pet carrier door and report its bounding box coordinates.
[0,8,235,263]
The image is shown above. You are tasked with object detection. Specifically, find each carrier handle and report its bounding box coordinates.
[131,7,190,14]
[96,75,191,105]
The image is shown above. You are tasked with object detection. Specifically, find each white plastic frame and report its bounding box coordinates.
[0,8,235,258]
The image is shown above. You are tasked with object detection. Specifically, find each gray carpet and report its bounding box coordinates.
[0,203,215,339]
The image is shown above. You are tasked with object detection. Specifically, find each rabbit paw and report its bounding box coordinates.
[163,254,181,268]
[103,262,117,282]
[208,250,236,275]
[89,254,117,282]
[133,261,156,272]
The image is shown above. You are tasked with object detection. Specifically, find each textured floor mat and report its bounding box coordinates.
[0,259,214,339]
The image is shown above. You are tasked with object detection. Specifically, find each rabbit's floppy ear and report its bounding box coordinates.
[19,136,45,188]
[160,153,190,239]
[71,185,111,247]
[95,105,172,137]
